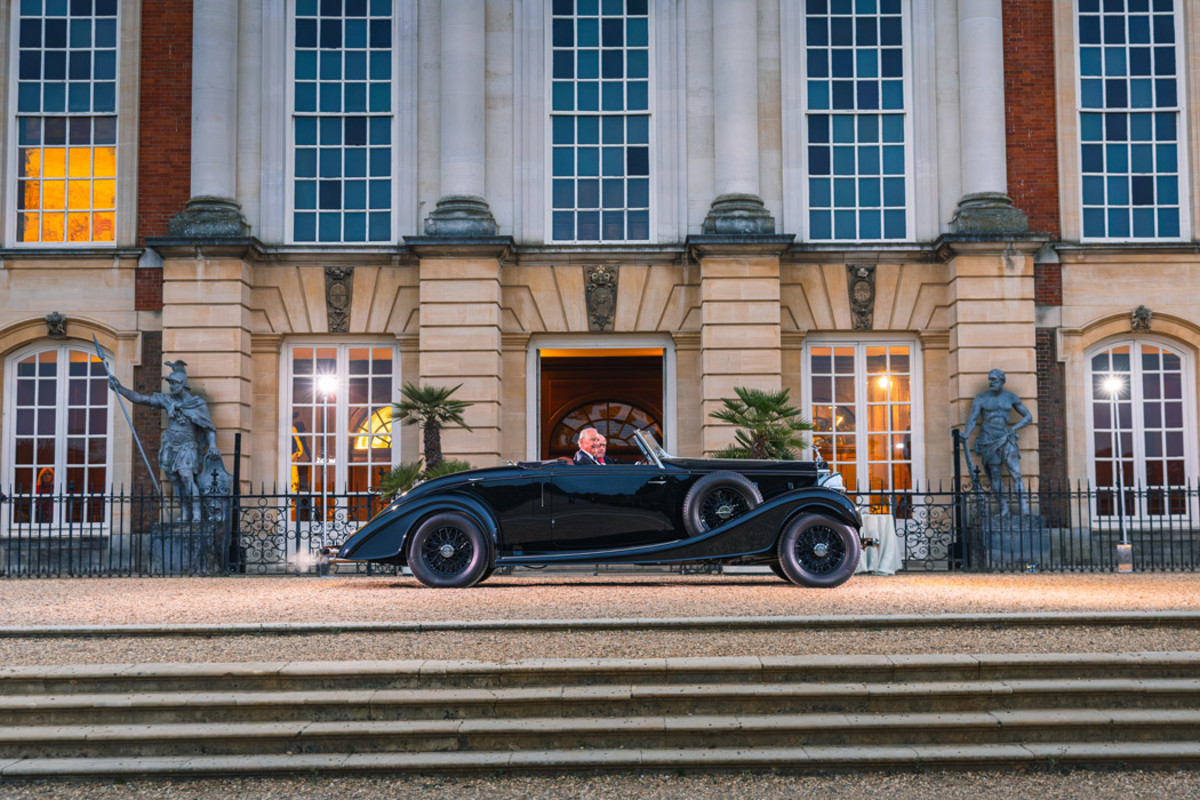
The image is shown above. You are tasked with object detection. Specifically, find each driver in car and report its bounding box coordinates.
[573,428,608,465]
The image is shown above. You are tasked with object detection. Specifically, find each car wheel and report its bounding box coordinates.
[682,471,763,536]
[776,513,861,588]
[406,512,494,588]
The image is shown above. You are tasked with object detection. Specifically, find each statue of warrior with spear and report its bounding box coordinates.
[106,358,220,522]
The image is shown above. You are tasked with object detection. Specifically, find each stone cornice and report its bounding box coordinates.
[930,233,1051,261]
[403,235,515,263]
[145,238,418,266]
[686,234,796,261]
[512,244,687,267]
[0,247,143,263]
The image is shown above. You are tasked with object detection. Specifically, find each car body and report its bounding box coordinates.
[337,430,864,588]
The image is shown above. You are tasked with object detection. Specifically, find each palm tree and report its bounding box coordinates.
[393,382,473,471]
[709,386,812,460]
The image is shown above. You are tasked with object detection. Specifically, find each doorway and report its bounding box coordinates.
[539,348,664,461]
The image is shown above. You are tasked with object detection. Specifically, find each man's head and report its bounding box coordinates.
[987,368,1006,391]
[578,427,604,457]
[164,360,190,394]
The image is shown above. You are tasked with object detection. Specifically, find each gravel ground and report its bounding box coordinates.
[4,572,1200,798]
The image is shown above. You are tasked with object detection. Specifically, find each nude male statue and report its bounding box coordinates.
[962,368,1033,515]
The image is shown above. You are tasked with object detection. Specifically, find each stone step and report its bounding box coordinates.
[3,678,1200,727]
[3,708,1200,759]
[4,652,1198,695]
[5,741,1200,779]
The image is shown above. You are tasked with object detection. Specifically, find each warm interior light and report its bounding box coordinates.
[877,375,890,389]
[316,374,338,397]
[354,407,394,450]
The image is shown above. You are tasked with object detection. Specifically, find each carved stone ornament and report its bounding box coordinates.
[45,311,68,339]
[325,266,354,333]
[846,265,876,330]
[585,265,618,332]
[1131,305,1152,332]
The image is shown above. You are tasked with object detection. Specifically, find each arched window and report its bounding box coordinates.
[3,343,111,524]
[1087,339,1194,516]
[547,400,662,460]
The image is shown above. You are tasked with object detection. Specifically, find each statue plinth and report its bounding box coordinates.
[148,521,227,575]
[981,513,1048,570]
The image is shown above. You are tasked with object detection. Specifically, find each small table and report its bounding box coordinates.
[856,513,902,575]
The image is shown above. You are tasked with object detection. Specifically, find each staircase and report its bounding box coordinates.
[3,652,1200,778]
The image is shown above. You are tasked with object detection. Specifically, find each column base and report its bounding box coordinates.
[423,195,499,237]
[702,193,776,235]
[951,192,1029,234]
[168,196,249,238]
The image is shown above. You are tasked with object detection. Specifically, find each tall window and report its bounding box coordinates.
[807,342,914,492]
[550,0,651,243]
[291,0,393,243]
[14,0,118,244]
[804,0,907,241]
[4,345,110,524]
[1089,341,1192,516]
[1078,0,1182,239]
[285,344,395,508]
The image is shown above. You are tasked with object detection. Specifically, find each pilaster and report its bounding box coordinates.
[409,237,513,467]
[689,236,792,455]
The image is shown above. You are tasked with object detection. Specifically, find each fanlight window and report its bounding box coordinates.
[548,400,662,459]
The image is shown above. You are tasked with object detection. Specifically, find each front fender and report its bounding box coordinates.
[778,487,863,531]
[337,492,499,563]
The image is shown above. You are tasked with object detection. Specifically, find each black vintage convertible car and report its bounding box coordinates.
[337,430,864,588]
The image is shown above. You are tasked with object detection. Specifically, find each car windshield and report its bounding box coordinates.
[633,428,671,467]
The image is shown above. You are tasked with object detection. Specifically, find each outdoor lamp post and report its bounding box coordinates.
[317,373,338,527]
[1103,373,1132,571]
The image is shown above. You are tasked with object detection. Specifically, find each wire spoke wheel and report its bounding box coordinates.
[699,488,752,530]
[421,525,474,577]
[791,523,846,575]
[776,513,861,588]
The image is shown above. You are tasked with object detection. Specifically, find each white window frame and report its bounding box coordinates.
[277,339,400,494]
[1,340,114,529]
[543,0,656,245]
[1084,337,1198,522]
[1073,0,1191,243]
[782,0,920,242]
[801,335,925,493]
[3,0,140,247]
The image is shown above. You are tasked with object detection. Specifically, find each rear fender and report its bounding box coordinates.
[338,493,499,563]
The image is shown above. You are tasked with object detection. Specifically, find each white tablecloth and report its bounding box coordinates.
[856,513,902,575]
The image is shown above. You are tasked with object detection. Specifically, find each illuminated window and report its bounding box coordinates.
[807,342,914,492]
[1088,341,1193,517]
[291,0,393,243]
[285,344,396,506]
[548,399,662,459]
[549,0,651,242]
[1077,0,1183,239]
[15,0,118,244]
[3,344,110,525]
[804,0,909,240]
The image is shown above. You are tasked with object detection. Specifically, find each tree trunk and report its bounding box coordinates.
[424,422,443,470]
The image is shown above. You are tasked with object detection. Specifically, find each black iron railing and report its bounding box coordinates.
[2,482,1198,577]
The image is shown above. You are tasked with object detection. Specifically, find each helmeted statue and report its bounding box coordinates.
[107,360,221,522]
[962,368,1033,515]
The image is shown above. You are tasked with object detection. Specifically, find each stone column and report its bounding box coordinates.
[424,0,497,236]
[409,240,511,466]
[951,0,1026,233]
[169,0,249,237]
[703,0,774,234]
[690,239,790,455]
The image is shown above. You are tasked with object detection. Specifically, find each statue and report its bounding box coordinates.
[962,368,1033,515]
[107,360,222,522]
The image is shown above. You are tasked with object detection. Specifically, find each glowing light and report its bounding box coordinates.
[1102,374,1124,398]
[877,375,890,389]
[316,374,338,397]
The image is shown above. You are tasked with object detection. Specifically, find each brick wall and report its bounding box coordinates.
[137,1,192,245]
[1035,328,1067,488]
[1004,0,1060,238]
[131,331,164,492]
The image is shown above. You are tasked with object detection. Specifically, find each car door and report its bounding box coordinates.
[545,463,682,551]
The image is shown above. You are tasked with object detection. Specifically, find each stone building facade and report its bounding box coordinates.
[1,1,1198,523]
